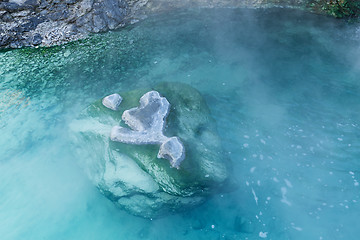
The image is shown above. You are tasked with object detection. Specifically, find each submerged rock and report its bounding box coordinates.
[70,82,231,218]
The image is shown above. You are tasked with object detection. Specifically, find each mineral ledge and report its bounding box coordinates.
[106,91,185,168]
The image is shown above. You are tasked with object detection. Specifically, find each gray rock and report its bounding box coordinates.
[92,2,102,14]
[48,4,69,21]
[92,13,107,32]
[103,0,126,20]
[0,2,21,13]
[0,0,143,48]
[24,0,39,8]
[39,0,49,9]
[0,34,11,47]
[75,14,92,31]
[65,0,79,4]
[32,33,42,45]
[39,9,48,16]
[76,0,94,16]
[9,40,23,48]
[102,93,122,110]
[21,17,44,32]
[104,16,120,30]
[1,12,13,22]
[11,9,31,17]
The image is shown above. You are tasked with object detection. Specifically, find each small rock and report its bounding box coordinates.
[92,14,107,32]
[11,10,31,17]
[1,12,13,22]
[106,17,120,30]
[24,0,39,8]
[48,4,69,21]
[9,41,22,48]
[39,9,48,16]
[32,33,42,45]
[39,0,49,9]
[0,34,11,47]
[103,0,125,20]
[63,50,71,57]
[77,0,94,17]
[21,17,43,32]
[102,93,122,111]
[65,0,79,4]
[0,2,21,13]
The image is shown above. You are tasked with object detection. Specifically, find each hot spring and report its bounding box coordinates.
[1,8,360,240]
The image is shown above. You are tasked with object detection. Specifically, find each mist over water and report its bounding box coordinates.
[1,8,360,239]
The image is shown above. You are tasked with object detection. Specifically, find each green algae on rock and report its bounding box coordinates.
[70,82,231,218]
[309,0,360,18]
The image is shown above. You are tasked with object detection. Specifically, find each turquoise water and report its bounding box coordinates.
[1,8,360,239]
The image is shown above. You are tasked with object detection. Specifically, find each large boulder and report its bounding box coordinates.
[70,82,231,218]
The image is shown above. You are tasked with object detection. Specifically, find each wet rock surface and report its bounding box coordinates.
[70,82,231,218]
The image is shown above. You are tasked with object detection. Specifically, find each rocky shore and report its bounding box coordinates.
[0,0,148,48]
[1,0,357,49]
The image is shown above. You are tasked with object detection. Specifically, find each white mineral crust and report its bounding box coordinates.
[102,93,122,111]
[110,91,185,169]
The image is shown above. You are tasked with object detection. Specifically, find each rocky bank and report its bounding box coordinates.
[0,0,148,48]
[0,0,310,49]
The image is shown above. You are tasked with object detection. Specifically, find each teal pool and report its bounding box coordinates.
[1,8,360,240]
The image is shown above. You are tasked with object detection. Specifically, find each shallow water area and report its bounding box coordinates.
[1,8,360,240]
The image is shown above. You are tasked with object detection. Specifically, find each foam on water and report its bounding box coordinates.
[1,8,360,240]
